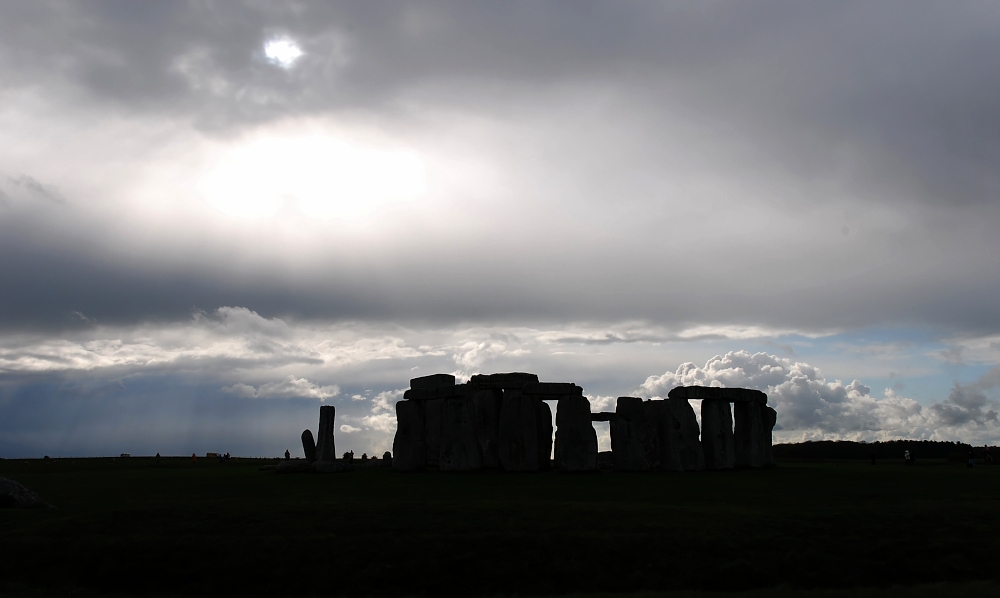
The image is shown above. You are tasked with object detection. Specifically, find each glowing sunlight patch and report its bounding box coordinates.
[200,134,427,221]
[264,37,303,68]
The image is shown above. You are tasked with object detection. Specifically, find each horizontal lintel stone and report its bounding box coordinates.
[591,412,617,422]
[667,386,767,404]
[522,382,583,396]
[468,372,540,389]
[409,374,456,389]
[403,384,472,401]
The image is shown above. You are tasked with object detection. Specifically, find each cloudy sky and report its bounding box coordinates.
[3,1,1000,458]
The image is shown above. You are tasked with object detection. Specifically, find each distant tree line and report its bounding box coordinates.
[773,439,992,461]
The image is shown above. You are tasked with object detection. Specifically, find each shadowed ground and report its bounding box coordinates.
[1,457,999,597]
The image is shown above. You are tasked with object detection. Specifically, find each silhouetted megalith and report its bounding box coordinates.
[424,399,444,467]
[498,389,540,471]
[734,401,765,468]
[301,429,316,463]
[762,406,777,467]
[658,398,704,471]
[470,372,539,390]
[404,384,471,401]
[668,385,767,404]
[523,382,583,396]
[440,397,483,471]
[701,400,735,470]
[316,405,337,462]
[472,388,503,469]
[410,373,456,389]
[611,397,659,471]
[393,399,426,471]
[554,395,598,471]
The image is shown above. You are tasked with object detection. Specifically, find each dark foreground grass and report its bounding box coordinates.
[1,457,999,597]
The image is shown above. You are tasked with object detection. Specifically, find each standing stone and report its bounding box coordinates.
[472,389,504,469]
[761,406,777,467]
[301,429,317,463]
[658,398,705,471]
[439,398,483,471]
[424,399,444,467]
[498,389,539,471]
[392,400,426,471]
[734,401,765,468]
[701,400,735,470]
[554,395,598,471]
[611,397,659,471]
[536,401,553,471]
[315,405,337,462]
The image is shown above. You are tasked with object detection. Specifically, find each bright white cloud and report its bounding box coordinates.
[638,351,1000,444]
[339,424,361,433]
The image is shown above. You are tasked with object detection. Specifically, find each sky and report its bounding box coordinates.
[2,1,1000,458]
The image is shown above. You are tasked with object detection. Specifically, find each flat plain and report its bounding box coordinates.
[1,456,999,597]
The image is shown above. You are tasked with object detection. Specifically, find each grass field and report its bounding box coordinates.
[2,457,999,597]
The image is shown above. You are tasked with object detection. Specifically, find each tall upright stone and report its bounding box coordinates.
[498,389,539,471]
[472,389,504,469]
[392,400,426,471]
[761,406,777,467]
[315,405,337,462]
[536,401,553,471]
[659,398,704,471]
[554,395,598,471]
[439,398,483,471]
[734,401,765,468]
[301,429,317,463]
[701,400,735,470]
[424,399,444,467]
[611,397,659,471]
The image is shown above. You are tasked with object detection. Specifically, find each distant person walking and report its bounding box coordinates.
[191,453,197,464]
[284,449,291,461]
[155,452,161,467]
[904,449,911,465]
[968,448,975,468]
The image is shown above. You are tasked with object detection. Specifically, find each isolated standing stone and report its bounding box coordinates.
[424,399,444,467]
[439,398,483,471]
[611,397,659,471]
[301,429,317,463]
[658,398,704,471]
[392,400,426,471]
[734,401,765,468]
[554,395,598,471]
[498,389,540,471]
[315,405,337,462]
[701,400,735,470]
[536,400,553,471]
[761,406,777,467]
[472,389,504,469]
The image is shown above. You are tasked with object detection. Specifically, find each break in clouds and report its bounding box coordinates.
[2,2,1000,455]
